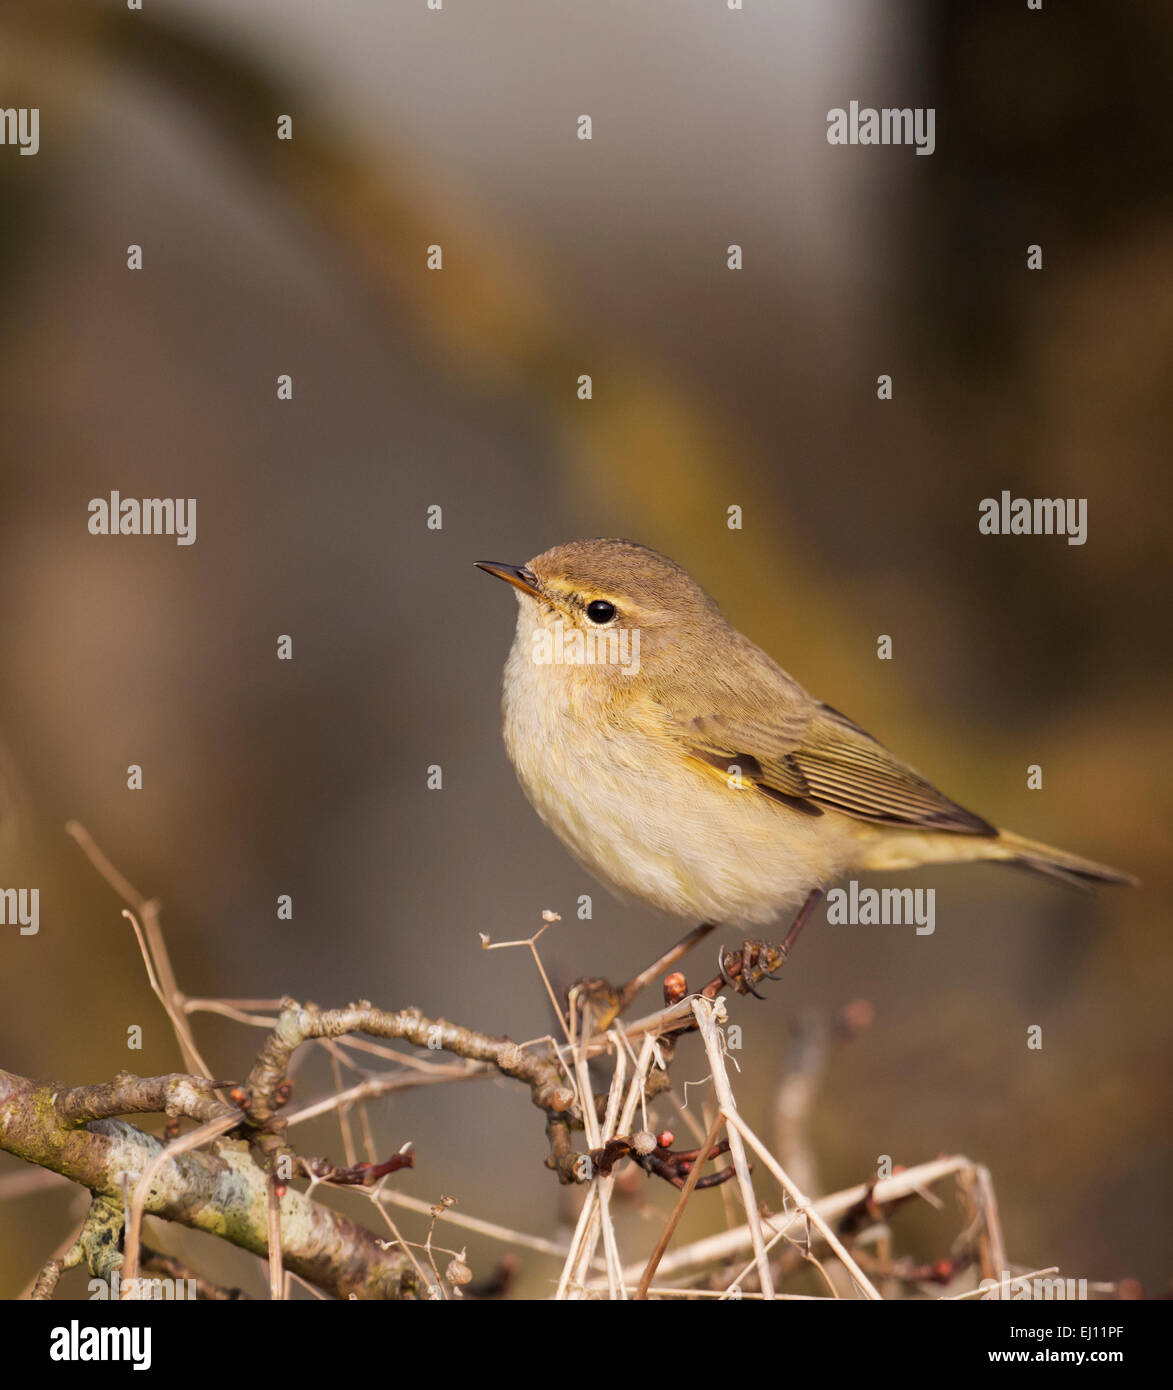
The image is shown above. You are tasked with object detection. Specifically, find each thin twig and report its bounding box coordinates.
[636,1109,726,1299]
[65,822,209,1077]
[620,1153,974,1282]
[722,1107,882,1300]
[691,996,775,1299]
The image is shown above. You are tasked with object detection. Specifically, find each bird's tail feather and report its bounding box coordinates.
[991,830,1138,891]
[853,825,1137,890]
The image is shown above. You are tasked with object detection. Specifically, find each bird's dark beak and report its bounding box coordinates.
[475,561,543,600]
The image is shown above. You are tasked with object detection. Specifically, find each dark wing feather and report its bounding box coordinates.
[683,701,994,836]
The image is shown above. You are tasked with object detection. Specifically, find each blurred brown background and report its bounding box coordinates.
[0,0,1169,1297]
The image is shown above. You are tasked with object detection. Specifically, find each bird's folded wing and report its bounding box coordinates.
[680,701,995,835]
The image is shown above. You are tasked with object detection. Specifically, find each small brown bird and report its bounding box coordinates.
[478,539,1134,932]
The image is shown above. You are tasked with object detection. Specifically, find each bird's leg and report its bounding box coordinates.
[615,921,719,1010]
[706,888,823,1000]
[573,893,820,1029]
[570,922,719,1030]
[780,887,822,955]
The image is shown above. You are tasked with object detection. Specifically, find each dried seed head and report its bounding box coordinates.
[632,1130,657,1156]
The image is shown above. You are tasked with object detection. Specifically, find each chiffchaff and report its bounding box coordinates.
[477,539,1133,931]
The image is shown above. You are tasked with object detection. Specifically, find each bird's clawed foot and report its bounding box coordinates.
[711,939,785,998]
[702,888,823,1002]
[569,894,822,1027]
[568,976,625,1032]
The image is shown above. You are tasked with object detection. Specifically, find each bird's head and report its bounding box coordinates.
[476,538,723,688]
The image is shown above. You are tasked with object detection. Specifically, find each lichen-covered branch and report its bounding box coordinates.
[54,1072,234,1128]
[0,1067,422,1300]
[2,980,697,1300]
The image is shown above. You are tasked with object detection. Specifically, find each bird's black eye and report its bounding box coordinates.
[586,599,617,624]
